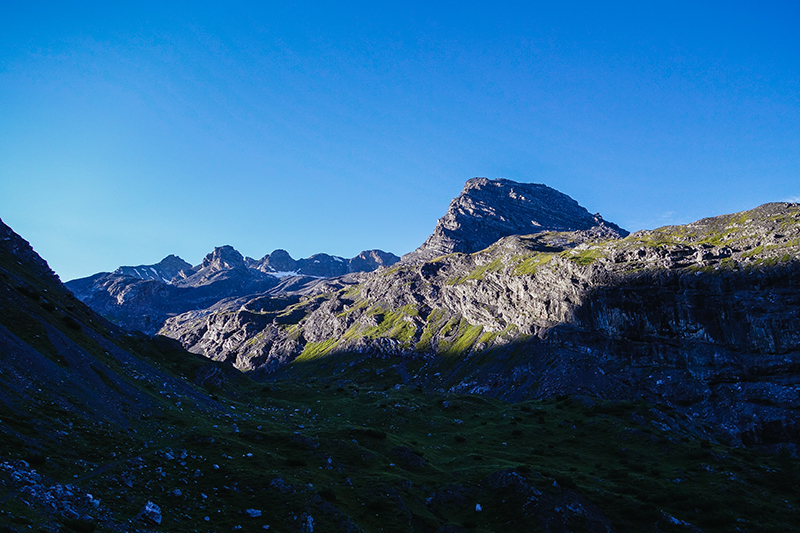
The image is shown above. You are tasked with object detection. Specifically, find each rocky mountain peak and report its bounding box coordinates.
[259,249,297,273]
[112,254,192,283]
[201,245,246,271]
[256,248,401,277]
[348,249,400,273]
[158,254,191,270]
[403,178,628,262]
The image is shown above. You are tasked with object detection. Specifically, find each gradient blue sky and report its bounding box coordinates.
[1,2,798,281]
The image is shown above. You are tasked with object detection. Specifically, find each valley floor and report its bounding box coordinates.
[2,371,799,533]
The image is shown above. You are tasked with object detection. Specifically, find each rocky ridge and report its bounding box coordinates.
[113,254,192,283]
[66,246,399,335]
[256,248,400,278]
[161,196,800,448]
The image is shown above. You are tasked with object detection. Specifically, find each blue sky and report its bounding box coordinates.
[1,2,798,281]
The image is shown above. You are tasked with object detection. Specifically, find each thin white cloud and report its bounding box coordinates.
[654,211,679,227]
[625,211,682,231]
[783,195,800,203]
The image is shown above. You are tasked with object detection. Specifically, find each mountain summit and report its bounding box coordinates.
[404,178,628,262]
[112,254,191,283]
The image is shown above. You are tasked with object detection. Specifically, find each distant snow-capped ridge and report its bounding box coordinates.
[113,254,191,283]
[106,246,400,285]
[64,245,400,335]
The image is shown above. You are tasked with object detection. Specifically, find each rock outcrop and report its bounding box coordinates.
[403,178,628,263]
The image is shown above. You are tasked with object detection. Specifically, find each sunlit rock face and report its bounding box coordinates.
[402,177,628,263]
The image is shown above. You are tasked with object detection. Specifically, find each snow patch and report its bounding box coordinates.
[271,271,300,278]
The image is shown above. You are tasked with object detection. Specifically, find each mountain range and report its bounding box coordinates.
[147,179,800,450]
[2,177,800,531]
[66,246,399,334]
[66,178,800,449]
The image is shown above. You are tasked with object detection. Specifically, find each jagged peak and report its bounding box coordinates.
[158,254,189,266]
[265,249,295,262]
[201,245,245,271]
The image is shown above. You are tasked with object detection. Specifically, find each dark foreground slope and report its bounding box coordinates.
[4,223,800,532]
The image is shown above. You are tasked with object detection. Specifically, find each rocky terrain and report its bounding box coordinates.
[254,248,400,278]
[402,178,628,263]
[113,255,192,283]
[66,246,399,335]
[159,180,800,451]
[3,207,800,532]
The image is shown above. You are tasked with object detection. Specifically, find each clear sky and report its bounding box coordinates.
[1,2,798,281]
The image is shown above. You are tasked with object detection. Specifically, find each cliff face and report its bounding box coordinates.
[161,201,800,447]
